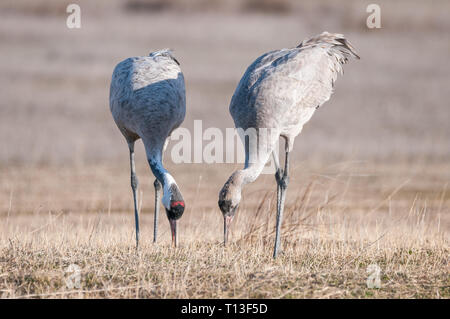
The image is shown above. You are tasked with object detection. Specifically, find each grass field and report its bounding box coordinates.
[0,0,449,298]
[1,162,448,298]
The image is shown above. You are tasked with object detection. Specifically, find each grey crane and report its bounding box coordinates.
[109,49,186,248]
[218,32,359,258]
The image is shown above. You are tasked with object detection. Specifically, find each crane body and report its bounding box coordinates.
[219,32,359,257]
[110,49,186,248]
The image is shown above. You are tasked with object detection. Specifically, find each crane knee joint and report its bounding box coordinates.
[275,168,284,184]
[280,175,289,189]
[154,179,161,191]
[131,174,138,189]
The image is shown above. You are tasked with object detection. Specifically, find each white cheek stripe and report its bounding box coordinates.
[162,174,177,209]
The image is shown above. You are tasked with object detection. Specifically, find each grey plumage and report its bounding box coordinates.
[109,49,186,248]
[219,32,359,257]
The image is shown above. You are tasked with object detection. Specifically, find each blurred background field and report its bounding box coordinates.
[0,0,449,164]
[0,0,449,298]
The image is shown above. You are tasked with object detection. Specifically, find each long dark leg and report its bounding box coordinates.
[153,179,161,243]
[273,145,290,258]
[128,142,140,249]
[273,152,282,225]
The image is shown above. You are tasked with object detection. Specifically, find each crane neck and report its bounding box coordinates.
[230,161,266,189]
[147,156,181,210]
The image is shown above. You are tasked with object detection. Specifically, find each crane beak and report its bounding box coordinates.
[169,219,177,247]
[223,215,233,246]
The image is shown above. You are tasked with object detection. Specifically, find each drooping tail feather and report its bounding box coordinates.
[297,31,360,63]
[149,48,180,65]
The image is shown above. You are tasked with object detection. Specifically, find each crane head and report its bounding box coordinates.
[163,184,185,247]
[218,198,239,246]
[218,172,243,245]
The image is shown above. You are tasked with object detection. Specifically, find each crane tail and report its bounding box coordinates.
[149,48,180,65]
[297,31,360,61]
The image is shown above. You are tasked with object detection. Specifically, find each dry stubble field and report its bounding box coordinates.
[0,0,449,298]
[1,161,448,298]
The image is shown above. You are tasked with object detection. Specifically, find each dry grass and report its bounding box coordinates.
[1,162,448,298]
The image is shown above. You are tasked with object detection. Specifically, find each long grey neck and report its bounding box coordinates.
[147,155,179,209]
[232,162,265,187]
[148,157,169,184]
[239,144,274,185]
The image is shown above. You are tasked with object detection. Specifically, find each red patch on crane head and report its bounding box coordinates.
[170,201,185,208]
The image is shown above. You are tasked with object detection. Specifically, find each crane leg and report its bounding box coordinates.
[273,151,282,228]
[128,142,140,249]
[273,148,290,259]
[153,179,161,243]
